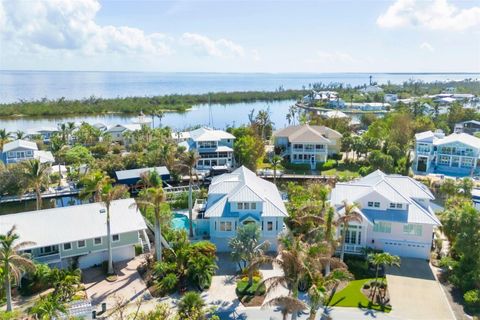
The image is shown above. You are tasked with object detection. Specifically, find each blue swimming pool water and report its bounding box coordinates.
[171,213,193,231]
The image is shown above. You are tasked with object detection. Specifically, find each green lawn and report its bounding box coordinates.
[327,278,392,313]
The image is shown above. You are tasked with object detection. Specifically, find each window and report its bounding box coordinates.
[63,243,72,251]
[251,203,256,210]
[78,240,86,248]
[238,203,243,210]
[368,201,374,207]
[220,221,232,232]
[315,144,324,150]
[373,222,391,233]
[396,203,402,209]
[389,203,396,209]
[293,144,303,150]
[244,203,250,210]
[374,202,380,208]
[94,237,102,245]
[439,155,450,165]
[267,221,273,231]
[112,234,120,242]
[403,224,422,236]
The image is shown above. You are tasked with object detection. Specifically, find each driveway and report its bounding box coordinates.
[83,256,151,309]
[386,258,455,320]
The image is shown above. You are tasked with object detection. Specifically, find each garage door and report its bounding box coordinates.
[382,240,430,259]
[78,246,135,269]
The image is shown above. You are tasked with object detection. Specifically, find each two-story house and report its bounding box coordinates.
[200,166,287,251]
[0,198,149,269]
[178,127,235,170]
[331,170,440,259]
[28,126,59,144]
[273,124,342,169]
[106,124,142,145]
[414,130,480,176]
[454,120,480,136]
[1,139,54,164]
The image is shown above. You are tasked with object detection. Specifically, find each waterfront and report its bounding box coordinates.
[1,71,478,103]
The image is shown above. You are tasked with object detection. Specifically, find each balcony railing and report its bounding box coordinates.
[34,253,61,264]
[342,244,364,254]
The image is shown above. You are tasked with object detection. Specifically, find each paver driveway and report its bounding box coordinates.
[386,258,455,320]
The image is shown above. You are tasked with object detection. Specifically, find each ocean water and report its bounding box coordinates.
[1,71,478,103]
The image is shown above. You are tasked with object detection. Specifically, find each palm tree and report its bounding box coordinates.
[21,159,51,210]
[79,170,111,202]
[177,291,206,319]
[367,253,400,302]
[263,296,307,320]
[270,155,283,185]
[29,294,67,320]
[337,200,362,261]
[98,183,128,275]
[0,226,36,311]
[49,137,67,187]
[176,150,200,238]
[131,185,169,261]
[0,129,12,151]
[14,130,26,140]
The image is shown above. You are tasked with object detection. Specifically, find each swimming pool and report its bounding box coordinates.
[171,213,194,231]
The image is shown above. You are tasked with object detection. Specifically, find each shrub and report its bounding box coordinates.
[464,289,480,311]
[135,244,143,256]
[157,273,178,294]
[319,159,337,171]
[358,166,373,176]
[236,278,266,300]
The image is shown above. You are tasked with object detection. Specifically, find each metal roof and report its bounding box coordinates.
[188,127,235,142]
[0,198,146,249]
[204,166,287,218]
[115,166,170,181]
[2,139,38,152]
[274,124,342,143]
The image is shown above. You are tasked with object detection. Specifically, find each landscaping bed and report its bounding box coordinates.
[328,278,392,312]
[235,277,266,307]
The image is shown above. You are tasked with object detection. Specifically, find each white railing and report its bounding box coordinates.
[34,253,61,264]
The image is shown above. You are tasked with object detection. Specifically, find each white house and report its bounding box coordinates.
[414,130,480,177]
[273,124,342,169]
[106,124,142,144]
[200,166,287,251]
[28,126,59,143]
[1,139,54,164]
[359,85,383,94]
[178,127,235,170]
[0,199,149,269]
[331,170,440,259]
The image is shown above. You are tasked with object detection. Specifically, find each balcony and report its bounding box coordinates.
[340,244,364,254]
[34,253,61,264]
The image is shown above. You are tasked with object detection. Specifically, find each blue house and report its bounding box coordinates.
[414,130,480,177]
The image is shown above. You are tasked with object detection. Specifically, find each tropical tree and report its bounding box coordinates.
[229,224,270,286]
[79,170,111,202]
[0,129,11,151]
[81,177,128,275]
[177,150,200,238]
[14,130,26,140]
[177,291,207,320]
[262,296,307,320]
[29,294,67,320]
[21,159,51,210]
[367,252,400,301]
[132,183,169,261]
[0,226,36,311]
[270,155,283,185]
[439,178,457,199]
[337,200,362,261]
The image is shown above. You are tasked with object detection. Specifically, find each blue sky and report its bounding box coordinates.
[0,0,479,72]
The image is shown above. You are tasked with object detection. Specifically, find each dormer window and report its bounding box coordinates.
[237,202,256,210]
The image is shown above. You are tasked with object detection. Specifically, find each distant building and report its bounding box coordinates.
[1,139,54,164]
[273,124,342,169]
[201,166,287,251]
[348,102,389,112]
[331,170,440,259]
[454,120,480,135]
[106,124,142,144]
[115,166,170,187]
[178,127,235,170]
[359,85,383,94]
[0,199,149,269]
[28,126,59,143]
[414,130,480,176]
[384,94,398,104]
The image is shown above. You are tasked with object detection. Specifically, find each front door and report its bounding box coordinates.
[310,155,316,170]
[417,157,428,172]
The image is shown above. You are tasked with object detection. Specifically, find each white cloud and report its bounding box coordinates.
[0,0,172,56]
[377,0,480,31]
[420,42,435,52]
[180,32,245,58]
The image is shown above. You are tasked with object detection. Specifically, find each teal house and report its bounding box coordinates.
[0,199,150,269]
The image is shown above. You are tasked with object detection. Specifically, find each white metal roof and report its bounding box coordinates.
[274,124,342,143]
[2,139,38,152]
[188,127,235,142]
[204,166,287,218]
[34,150,55,163]
[433,132,480,149]
[0,198,146,249]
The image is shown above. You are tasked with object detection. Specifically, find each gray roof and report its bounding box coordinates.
[188,127,235,142]
[274,124,342,143]
[115,167,170,180]
[204,166,287,218]
[331,170,439,225]
[2,139,38,152]
[0,199,146,249]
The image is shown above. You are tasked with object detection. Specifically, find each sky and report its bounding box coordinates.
[0,0,479,73]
